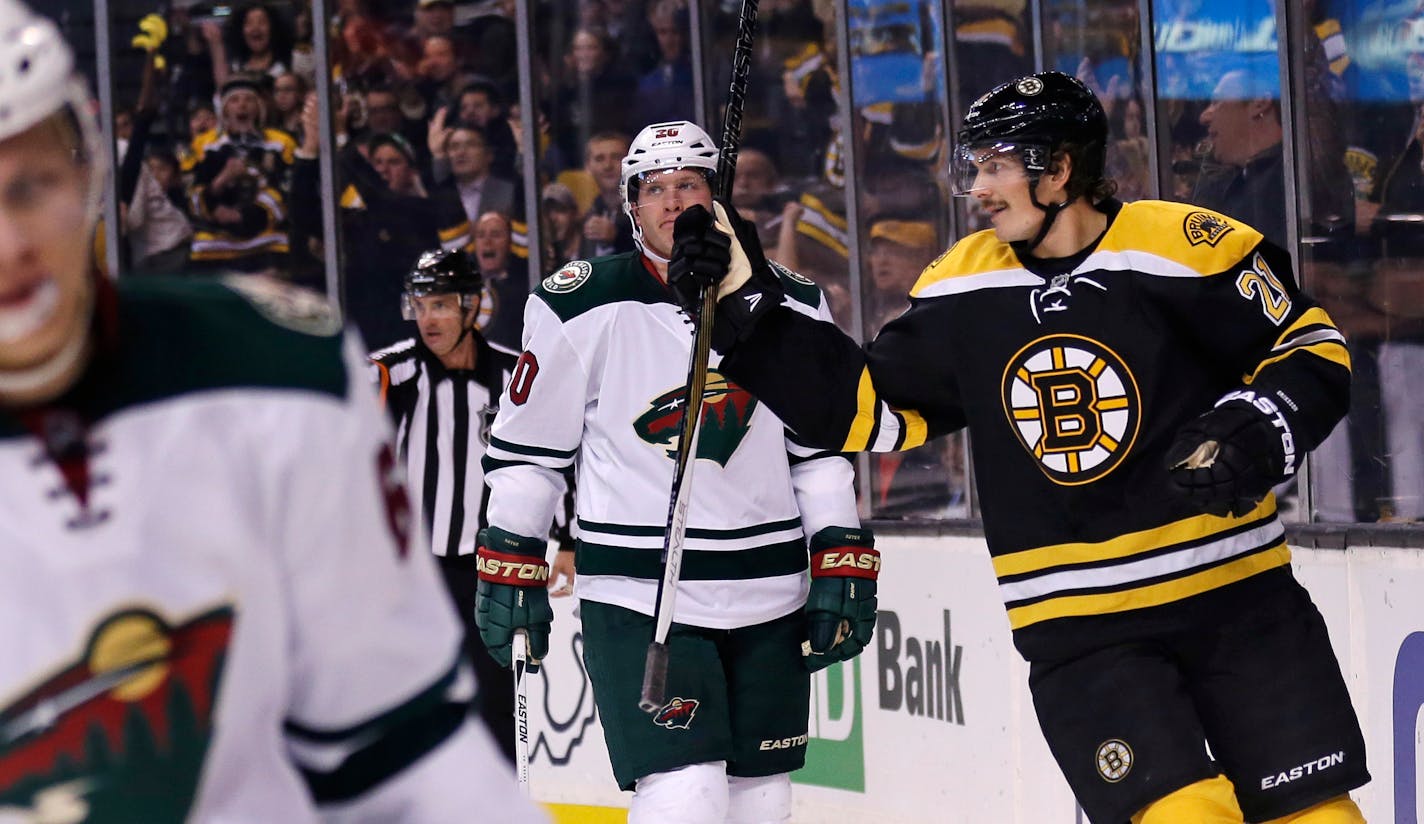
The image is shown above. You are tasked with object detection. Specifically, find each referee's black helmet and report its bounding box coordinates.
[401,249,483,321]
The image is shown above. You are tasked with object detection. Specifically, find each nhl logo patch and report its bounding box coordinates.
[1001,334,1141,486]
[543,260,593,293]
[653,697,699,730]
[1096,739,1133,783]
[1183,211,1234,247]
[1015,77,1045,96]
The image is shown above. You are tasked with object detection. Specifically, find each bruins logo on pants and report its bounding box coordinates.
[1001,334,1140,485]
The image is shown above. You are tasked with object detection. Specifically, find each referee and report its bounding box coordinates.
[370,248,573,762]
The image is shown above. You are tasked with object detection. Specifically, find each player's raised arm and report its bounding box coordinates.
[667,200,964,453]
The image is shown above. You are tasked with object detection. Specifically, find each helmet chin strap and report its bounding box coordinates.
[1011,174,1077,255]
[453,302,480,351]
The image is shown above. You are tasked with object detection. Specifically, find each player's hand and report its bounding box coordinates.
[475,527,553,668]
[803,527,878,672]
[668,203,732,316]
[1165,394,1291,518]
[548,548,575,598]
[707,199,784,353]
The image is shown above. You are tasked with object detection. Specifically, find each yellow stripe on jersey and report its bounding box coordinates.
[795,192,849,257]
[841,368,878,452]
[900,408,928,449]
[992,497,1274,578]
[797,222,848,258]
[1244,306,1352,381]
[439,221,471,245]
[1006,543,1291,630]
[1095,200,1265,276]
[909,230,1018,297]
[182,129,219,172]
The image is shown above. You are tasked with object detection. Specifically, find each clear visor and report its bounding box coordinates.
[950,143,1035,197]
[400,291,475,321]
[631,167,713,209]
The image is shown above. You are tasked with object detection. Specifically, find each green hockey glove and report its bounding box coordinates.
[475,527,553,669]
[803,527,878,673]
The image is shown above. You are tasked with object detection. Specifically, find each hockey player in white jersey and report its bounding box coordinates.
[476,121,872,823]
[0,1,545,820]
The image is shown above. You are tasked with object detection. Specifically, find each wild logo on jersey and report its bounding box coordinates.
[633,371,757,467]
[1001,334,1141,485]
[0,606,234,822]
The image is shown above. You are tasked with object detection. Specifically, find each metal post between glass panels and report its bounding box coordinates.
[93,0,119,279]
[515,0,541,289]
[310,0,342,312]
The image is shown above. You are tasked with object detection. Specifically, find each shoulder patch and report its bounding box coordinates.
[770,260,815,286]
[1182,211,1234,248]
[221,274,341,337]
[770,260,823,310]
[543,260,594,293]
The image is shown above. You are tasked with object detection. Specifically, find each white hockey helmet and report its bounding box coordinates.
[0,0,104,222]
[619,120,719,258]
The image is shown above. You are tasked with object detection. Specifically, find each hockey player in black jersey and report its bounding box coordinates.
[668,72,1368,824]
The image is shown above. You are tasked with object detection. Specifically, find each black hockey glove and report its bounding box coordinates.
[804,527,878,673]
[708,198,784,354]
[667,203,732,317]
[475,527,553,668]
[1164,392,1294,518]
[666,200,784,353]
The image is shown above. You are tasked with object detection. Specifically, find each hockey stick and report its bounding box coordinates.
[513,629,533,793]
[639,0,760,714]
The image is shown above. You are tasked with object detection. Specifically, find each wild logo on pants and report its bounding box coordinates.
[653,697,699,730]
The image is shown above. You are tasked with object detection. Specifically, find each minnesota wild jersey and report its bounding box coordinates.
[0,277,542,822]
[484,253,859,630]
[722,199,1352,661]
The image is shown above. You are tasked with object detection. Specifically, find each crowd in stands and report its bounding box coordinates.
[89,0,1424,523]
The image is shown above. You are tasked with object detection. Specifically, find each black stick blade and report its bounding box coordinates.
[639,642,670,713]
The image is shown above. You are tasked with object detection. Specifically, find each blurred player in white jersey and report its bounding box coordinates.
[0,1,545,819]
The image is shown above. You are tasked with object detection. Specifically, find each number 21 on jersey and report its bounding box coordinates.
[1235,252,1291,325]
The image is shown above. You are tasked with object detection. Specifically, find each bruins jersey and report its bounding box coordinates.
[483,252,859,630]
[722,199,1351,661]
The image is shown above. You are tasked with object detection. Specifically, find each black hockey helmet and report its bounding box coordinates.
[952,71,1108,195]
[400,248,483,321]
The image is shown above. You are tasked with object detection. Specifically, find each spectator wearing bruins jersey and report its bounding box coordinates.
[186,73,295,271]
[671,73,1367,824]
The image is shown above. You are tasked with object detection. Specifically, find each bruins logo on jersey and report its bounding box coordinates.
[1001,334,1141,485]
[1183,211,1233,247]
[633,371,757,467]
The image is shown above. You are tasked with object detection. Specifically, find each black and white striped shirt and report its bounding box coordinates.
[371,335,517,556]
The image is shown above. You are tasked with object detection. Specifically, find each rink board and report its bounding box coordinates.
[527,535,1419,822]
